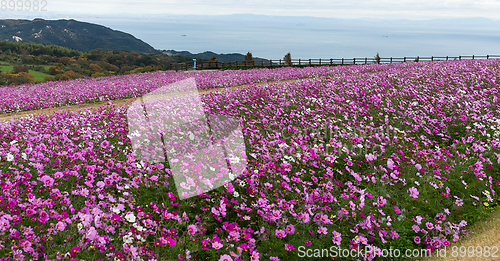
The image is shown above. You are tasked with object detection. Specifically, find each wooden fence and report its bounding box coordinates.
[167,54,500,71]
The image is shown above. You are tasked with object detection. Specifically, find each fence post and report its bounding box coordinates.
[459,56,461,60]
[299,59,301,65]
[404,57,406,62]
[431,56,433,61]
[446,56,448,61]
[309,59,311,66]
[390,57,392,63]
[342,58,344,65]
[487,55,489,59]
[279,59,282,66]
[330,58,333,65]
[353,58,356,64]
[270,59,273,67]
[319,58,321,65]
[472,55,474,60]
[365,57,367,64]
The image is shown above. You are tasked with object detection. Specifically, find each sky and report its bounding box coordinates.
[1,0,500,20]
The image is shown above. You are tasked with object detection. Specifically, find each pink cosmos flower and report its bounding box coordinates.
[55,221,66,231]
[100,140,110,148]
[38,210,49,224]
[201,239,211,249]
[387,158,395,170]
[187,224,198,235]
[275,229,286,238]
[285,224,295,234]
[219,255,233,261]
[165,236,176,247]
[365,153,377,161]
[213,241,223,249]
[86,226,99,240]
[317,226,328,235]
[40,175,54,187]
[408,187,419,199]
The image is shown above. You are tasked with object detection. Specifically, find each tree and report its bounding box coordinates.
[58,57,71,65]
[284,53,292,66]
[374,53,381,64]
[89,63,103,72]
[48,66,64,75]
[43,76,55,82]
[244,52,253,65]
[10,72,35,85]
[209,55,217,68]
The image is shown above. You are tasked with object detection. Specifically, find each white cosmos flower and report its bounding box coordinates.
[229,156,240,164]
[6,153,14,162]
[77,223,83,230]
[123,233,134,244]
[125,213,136,223]
[133,224,144,231]
[233,191,239,198]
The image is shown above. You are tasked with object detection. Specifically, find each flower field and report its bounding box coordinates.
[0,59,500,261]
[0,66,338,114]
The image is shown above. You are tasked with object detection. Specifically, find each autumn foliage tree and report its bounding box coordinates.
[9,72,35,85]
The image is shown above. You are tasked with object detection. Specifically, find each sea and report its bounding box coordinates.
[6,13,500,60]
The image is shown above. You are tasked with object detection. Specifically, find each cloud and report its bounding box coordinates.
[45,0,500,20]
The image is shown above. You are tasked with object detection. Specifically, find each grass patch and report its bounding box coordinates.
[29,70,53,81]
[0,65,53,81]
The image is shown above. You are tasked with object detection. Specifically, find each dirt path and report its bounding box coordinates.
[0,78,304,123]
[422,207,500,261]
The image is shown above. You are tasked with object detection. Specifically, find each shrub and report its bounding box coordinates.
[12,65,29,73]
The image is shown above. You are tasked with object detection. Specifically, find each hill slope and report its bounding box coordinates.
[0,18,159,53]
